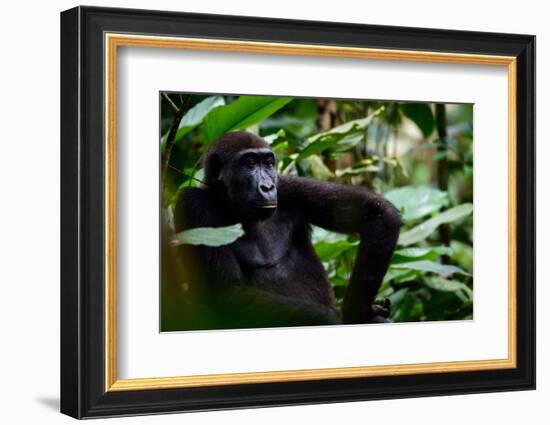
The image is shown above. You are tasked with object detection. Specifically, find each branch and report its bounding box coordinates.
[168,164,207,186]
[162,93,179,113]
[435,103,451,263]
[162,95,192,189]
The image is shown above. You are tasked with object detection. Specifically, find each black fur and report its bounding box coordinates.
[174,131,401,328]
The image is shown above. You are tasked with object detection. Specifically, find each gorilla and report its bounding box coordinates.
[173,131,401,329]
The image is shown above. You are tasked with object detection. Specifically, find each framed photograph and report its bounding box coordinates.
[60,6,535,419]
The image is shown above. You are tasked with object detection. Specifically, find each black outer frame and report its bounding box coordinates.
[60,5,536,419]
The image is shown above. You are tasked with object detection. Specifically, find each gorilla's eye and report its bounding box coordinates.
[243,156,256,168]
[263,157,275,168]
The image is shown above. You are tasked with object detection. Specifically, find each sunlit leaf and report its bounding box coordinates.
[424,277,473,302]
[203,96,293,144]
[161,96,225,147]
[263,129,286,144]
[388,288,409,305]
[383,268,416,284]
[384,186,449,221]
[297,106,384,160]
[392,260,470,277]
[391,246,453,264]
[171,224,244,247]
[314,240,358,261]
[312,226,358,261]
[311,226,349,244]
[335,165,381,177]
[300,155,334,180]
[398,203,473,245]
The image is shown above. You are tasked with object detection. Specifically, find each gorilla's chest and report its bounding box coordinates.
[228,215,332,304]
[231,218,294,269]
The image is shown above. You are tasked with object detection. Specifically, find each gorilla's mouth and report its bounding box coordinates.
[255,203,277,209]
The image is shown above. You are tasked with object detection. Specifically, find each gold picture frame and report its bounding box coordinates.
[104,34,517,392]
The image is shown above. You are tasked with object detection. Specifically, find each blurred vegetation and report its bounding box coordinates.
[161,93,474,325]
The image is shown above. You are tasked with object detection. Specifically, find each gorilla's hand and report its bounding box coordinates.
[341,297,391,324]
[367,298,391,323]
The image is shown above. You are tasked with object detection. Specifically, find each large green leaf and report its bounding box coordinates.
[297,106,383,160]
[161,96,225,147]
[312,226,358,261]
[335,158,381,178]
[388,288,410,305]
[398,203,473,246]
[392,260,470,277]
[400,103,435,138]
[384,186,449,221]
[311,226,348,244]
[171,224,244,247]
[314,240,358,261]
[391,246,453,264]
[424,277,473,302]
[424,276,472,292]
[300,155,334,180]
[383,268,416,284]
[202,96,293,144]
[261,115,317,139]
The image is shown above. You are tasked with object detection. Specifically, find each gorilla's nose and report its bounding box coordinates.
[260,183,275,193]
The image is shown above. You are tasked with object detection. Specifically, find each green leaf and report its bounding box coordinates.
[400,103,435,137]
[424,276,471,292]
[392,260,470,277]
[383,268,416,284]
[391,246,453,264]
[161,96,225,147]
[311,226,349,244]
[263,129,286,144]
[261,115,317,139]
[314,240,358,261]
[297,106,383,160]
[424,277,473,302]
[388,288,409,305]
[335,165,380,178]
[335,158,381,178]
[327,132,364,156]
[398,203,473,246]
[311,226,358,261]
[450,240,474,273]
[202,96,293,144]
[384,186,449,221]
[272,141,289,156]
[297,126,359,160]
[300,155,334,180]
[171,224,244,247]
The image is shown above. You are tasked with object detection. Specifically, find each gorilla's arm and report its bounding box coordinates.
[278,176,401,323]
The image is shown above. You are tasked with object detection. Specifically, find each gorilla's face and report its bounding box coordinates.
[222,147,278,218]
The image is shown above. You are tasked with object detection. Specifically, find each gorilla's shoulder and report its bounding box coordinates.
[174,187,224,231]
[278,175,327,195]
[277,175,329,207]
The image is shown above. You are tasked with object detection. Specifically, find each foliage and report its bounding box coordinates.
[161,93,474,323]
[172,224,245,247]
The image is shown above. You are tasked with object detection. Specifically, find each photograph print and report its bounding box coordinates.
[160,93,474,332]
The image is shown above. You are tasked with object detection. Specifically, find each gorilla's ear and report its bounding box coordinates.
[204,152,222,186]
